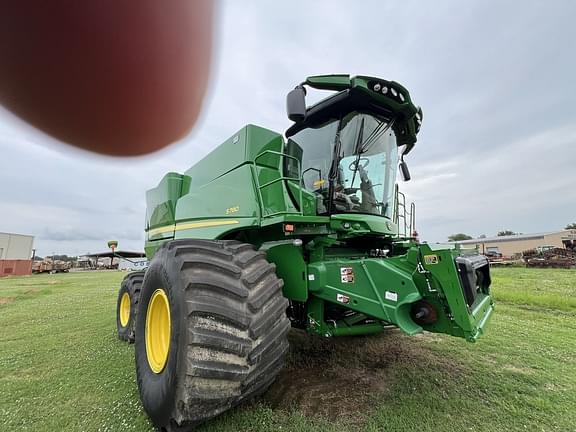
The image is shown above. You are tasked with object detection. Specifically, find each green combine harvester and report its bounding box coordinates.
[116,74,494,431]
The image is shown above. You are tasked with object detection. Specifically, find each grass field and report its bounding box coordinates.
[0,268,575,432]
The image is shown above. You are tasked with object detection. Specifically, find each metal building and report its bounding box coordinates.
[0,232,34,277]
[456,229,576,257]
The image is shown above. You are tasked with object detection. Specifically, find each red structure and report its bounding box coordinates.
[0,260,33,277]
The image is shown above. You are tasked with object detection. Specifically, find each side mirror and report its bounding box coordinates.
[286,86,306,122]
[399,160,411,181]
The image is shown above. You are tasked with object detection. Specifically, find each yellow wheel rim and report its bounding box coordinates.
[145,289,171,373]
[119,292,131,327]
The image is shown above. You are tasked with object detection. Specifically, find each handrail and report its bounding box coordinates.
[253,150,303,217]
[395,189,416,237]
[410,202,416,235]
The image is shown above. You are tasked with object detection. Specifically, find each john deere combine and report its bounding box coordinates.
[116,74,494,430]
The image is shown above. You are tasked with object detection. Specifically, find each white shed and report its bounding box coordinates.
[118,257,149,271]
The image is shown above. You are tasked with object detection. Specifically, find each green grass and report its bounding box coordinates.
[0,268,575,431]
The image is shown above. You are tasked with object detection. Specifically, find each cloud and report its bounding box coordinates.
[403,123,576,240]
[38,227,142,242]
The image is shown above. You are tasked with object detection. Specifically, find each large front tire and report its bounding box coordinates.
[135,239,290,430]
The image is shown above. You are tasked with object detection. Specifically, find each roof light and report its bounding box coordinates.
[399,93,405,102]
[391,88,398,97]
[373,83,381,92]
[381,86,388,94]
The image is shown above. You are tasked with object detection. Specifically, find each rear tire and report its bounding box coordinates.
[116,271,145,343]
[135,239,290,431]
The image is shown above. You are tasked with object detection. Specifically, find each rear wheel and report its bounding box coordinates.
[135,239,290,430]
[116,271,145,342]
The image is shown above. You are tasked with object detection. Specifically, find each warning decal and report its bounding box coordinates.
[385,291,398,302]
[340,267,355,283]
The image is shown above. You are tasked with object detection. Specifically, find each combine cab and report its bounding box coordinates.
[116,74,495,430]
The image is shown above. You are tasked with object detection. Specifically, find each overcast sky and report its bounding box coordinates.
[1,1,575,257]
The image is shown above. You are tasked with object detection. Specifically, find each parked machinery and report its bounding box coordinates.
[32,258,71,274]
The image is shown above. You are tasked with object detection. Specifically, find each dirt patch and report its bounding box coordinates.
[24,288,41,294]
[0,289,45,306]
[262,329,464,425]
[0,296,16,306]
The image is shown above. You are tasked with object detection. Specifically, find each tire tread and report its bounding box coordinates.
[145,239,290,430]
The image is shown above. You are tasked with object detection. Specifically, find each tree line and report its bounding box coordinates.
[33,254,78,262]
[448,223,576,242]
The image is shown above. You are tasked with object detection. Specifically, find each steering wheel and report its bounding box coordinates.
[348,157,370,171]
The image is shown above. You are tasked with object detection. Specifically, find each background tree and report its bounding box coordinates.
[565,223,576,230]
[50,255,78,263]
[497,230,515,236]
[448,233,473,242]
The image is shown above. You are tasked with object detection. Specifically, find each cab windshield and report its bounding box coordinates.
[287,112,398,218]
